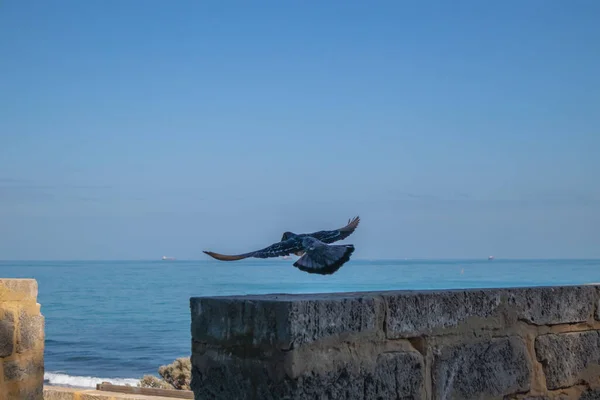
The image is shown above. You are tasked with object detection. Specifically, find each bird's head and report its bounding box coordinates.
[281,231,295,241]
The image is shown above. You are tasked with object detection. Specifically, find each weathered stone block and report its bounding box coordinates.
[509,397,552,400]
[17,310,44,353]
[191,347,424,400]
[506,286,596,325]
[364,351,424,399]
[0,310,15,357]
[384,286,598,339]
[432,336,532,399]
[0,279,38,302]
[385,289,503,338]
[43,387,78,400]
[189,286,600,399]
[191,292,385,348]
[3,354,44,382]
[580,389,600,400]
[535,331,600,390]
[6,383,43,400]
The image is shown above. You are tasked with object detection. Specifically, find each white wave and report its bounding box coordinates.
[44,372,140,388]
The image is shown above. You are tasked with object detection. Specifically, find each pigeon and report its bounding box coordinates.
[203,216,360,275]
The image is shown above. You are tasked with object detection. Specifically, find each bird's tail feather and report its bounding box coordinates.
[203,250,253,261]
[293,244,354,275]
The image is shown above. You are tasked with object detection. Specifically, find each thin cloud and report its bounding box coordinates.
[0,178,31,184]
[404,192,440,200]
[0,177,112,190]
[62,184,114,190]
[0,179,113,204]
[0,186,54,202]
[75,196,101,203]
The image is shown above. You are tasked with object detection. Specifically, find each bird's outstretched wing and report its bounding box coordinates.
[308,216,360,244]
[293,241,355,275]
[203,238,303,261]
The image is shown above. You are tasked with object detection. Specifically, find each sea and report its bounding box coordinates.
[1,258,599,388]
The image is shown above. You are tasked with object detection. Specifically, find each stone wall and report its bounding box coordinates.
[190,285,600,400]
[0,279,45,400]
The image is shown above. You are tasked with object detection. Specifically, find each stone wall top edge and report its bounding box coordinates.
[190,283,600,302]
[0,278,38,301]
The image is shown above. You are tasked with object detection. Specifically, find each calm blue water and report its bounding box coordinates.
[1,258,599,387]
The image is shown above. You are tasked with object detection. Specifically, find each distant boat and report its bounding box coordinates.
[161,256,176,261]
[488,256,494,260]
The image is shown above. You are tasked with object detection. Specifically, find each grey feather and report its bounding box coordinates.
[293,237,355,275]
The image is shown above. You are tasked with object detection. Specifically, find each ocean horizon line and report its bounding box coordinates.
[2,257,599,262]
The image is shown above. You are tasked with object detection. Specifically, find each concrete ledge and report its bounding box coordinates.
[190,285,600,400]
[44,385,189,400]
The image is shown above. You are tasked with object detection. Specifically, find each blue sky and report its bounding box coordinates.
[1,1,599,260]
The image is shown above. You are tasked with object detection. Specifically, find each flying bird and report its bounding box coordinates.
[203,216,360,275]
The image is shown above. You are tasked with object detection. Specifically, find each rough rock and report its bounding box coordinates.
[0,279,38,301]
[0,278,44,400]
[364,351,424,399]
[506,286,596,325]
[3,355,44,382]
[189,286,600,400]
[384,289,503,338]
[580,389,600,400]
[385,286,598,339]
[191,292,385,348]
[43,386,79,400]
[191,348,424,400]
[432,336,532,399]
[6,385,43,400]
[17,310,44,353]
[535,331,600,390]
[0,310,15,357]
